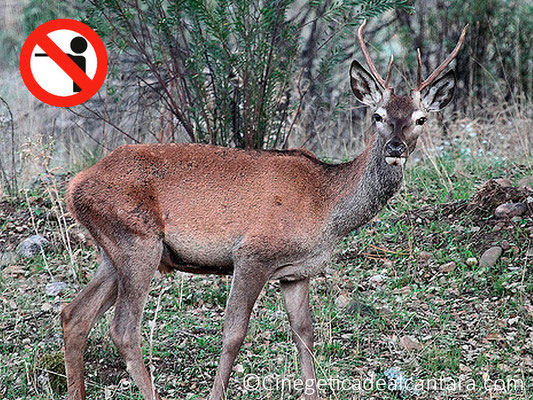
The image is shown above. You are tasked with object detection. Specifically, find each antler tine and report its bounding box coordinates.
[417,25,469,92]
[358,20,388,89]
[385,54,394,87]
[416,48,422,87]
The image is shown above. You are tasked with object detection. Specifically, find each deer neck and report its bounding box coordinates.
[326,133,403,239]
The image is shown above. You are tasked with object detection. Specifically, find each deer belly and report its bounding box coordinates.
[162,231,235,270]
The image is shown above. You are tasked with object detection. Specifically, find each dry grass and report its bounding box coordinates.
[0,146,531,399]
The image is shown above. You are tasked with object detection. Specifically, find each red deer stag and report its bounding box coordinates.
[63,20,467,400]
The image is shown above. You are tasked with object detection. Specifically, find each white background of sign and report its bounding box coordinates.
[30,29,97,97]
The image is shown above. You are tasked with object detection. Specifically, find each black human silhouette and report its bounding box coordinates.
[35,36,88,93]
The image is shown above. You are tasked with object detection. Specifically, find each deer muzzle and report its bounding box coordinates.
[384,140,407,166]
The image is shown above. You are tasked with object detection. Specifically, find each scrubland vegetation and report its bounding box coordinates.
[0,0,531,399]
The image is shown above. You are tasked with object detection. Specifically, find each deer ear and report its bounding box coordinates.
[421,70,456,112]
[350,60,383,107]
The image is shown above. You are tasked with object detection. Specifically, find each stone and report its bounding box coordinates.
[495,178,512,188]
[466,257,478,266]
[45,282,67,296]
[369,274,386,285]
[0,251,17,267]
[439,261,456,273]
[335,294,351,309]
[17,235,49,258]
[400,335,423,350]
[419,251,433,261]
[494,203,527,218]
[479,246,502,268]
[346,298,376,316]
[500,240,510,251]
[384,367,420,396]
[517,175,533,190]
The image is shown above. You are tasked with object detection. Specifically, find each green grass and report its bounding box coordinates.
[0,153,531,399]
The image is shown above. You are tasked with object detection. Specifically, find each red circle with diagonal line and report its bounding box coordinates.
[20,19,108,107]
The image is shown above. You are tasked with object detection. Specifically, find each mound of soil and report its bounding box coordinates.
[398,179,532,254]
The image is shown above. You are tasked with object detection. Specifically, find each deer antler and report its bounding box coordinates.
[385,55,394,87]
[358,20,393,89]
[417,25,469,92]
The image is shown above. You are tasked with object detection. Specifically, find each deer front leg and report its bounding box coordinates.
[280,278,319,400]
[208,266,268,400]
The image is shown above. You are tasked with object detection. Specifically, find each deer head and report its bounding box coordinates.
[350,21,468,166]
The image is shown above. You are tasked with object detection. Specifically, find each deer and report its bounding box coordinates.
[62,21,467,400]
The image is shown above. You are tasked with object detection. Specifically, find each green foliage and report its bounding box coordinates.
[23,0,81,34]
[0,1,81,68]
[35,352,67,394]
[84,0,412,148]
[399,0,532,104]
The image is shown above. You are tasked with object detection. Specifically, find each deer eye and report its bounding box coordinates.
[416,117,427,125]
[374,113,383,122]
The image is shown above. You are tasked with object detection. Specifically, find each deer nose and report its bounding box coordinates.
[385,140,407,157]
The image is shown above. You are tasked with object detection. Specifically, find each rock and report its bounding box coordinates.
[384,367,420,396]
[17,235,49,258]
[500,240,511,251]
[439,261,456,273]
[346,298,376,316]
[271,310,285,320]
[335,294,351,309]
[419,251,433,261]
[466,257,478,266]
[45,282,67,296]
[400,335,423,350]
[494,203,527,218]
[518,176,533,190]
[369,274,386,286]
[479,246,502,268]
[0,251,17,267]
[495,178,512,188]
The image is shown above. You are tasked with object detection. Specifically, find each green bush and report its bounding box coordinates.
[84,0,412,148]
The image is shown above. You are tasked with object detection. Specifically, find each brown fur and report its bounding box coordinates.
[384,95,415,119]
[67,144,335,272]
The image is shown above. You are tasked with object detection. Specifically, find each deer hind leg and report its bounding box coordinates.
[62,249,118,400]
[280,278,319,400]
[208,263,269,400]
[108,235,163,400]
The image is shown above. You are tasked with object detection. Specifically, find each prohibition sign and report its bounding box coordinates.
[20,19,108,107]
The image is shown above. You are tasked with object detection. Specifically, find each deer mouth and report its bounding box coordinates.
[385,156,407,167]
